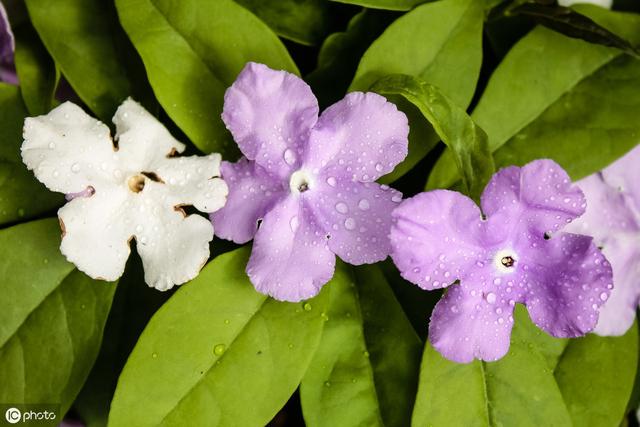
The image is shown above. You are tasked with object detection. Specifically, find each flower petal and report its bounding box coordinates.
[305,92,409,182]
[222,62,319,178]
[114,98,186,170]
[602,144,640,212]
[567,173,640,336]
[211,158,287,244]
[310,178,401,265]
[246,196,335,302]
[481,159,586,236]
[59,187,132,281]
[0,2,14,64]
[21,102,119,194]
[429,284,515,363]
[593,239,640,336]
[135,192,214,291]
[152,153,228,213]
[521,232,613,338]
[390,190,503,290]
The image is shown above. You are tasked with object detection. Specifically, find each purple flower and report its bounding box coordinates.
[0,1,16,85]
[390,159,613,363]
[212,62,408,302]
[565,145,640,336]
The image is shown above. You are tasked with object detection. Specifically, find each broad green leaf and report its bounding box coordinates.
[329,0,426,12]
[13,23,59,116]
[108,247,329,427]
[301,264,422,427]
[74,257,171,427]
[0,219,116,415]
[493,55,640,178]
[411,307,573,427]
[25,0,132,121]
[372,75,494,201]
[555,322,638,427]
[428,6,640,190]
[350,0,483,183]
[307,9,396,108]
[116,0,298,156]
[0,84,62,225]
[235,0,330,46]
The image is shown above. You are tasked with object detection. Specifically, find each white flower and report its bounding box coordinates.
[21,99,228,290]
[557,0,612,9]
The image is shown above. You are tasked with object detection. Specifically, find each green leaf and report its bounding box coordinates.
[74,257,171,427]
[427,6,640,190]
[555,322,638,427]
[307,9,397,108]
[300,263,422,427]
[234,0,330,46]
[0,219,116,415]
[412,305,638,426]
[0,83,62,225]
[25,0,133,121]
[108,247,329,427]
[116,0,298,156]
[372,75,494,201]
[350,0,484,183]
[493,55,640,179]
[506,2,640,56]
[329,0,426,12]
[411,307,573,427]
[13,23,59,116]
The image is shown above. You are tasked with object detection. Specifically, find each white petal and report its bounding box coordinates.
[153,153,228,212]
[114,98,186,171]
[59,187,133,281]
[136,203,214,291]
[21,102,118,194]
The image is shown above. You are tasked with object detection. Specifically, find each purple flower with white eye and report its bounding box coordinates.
[211,62,408,302]
[0,1,17,84]
[390,159,613,363]
[565,145,640,336]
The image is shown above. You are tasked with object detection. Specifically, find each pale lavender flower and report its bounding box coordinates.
[390,159,613,363]
[566,145,640,336]
[212,62,408,302]
[0,1,16,84]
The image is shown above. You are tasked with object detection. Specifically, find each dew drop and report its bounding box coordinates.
[344,218,356,230]
[358,199,370,211]
[326,176,337,187]
[213,344,226,356]
[335,202,348,214]
[485,292,497,304]
[71,163,81,173]
[290,215,299,232]
[283,149,296,165]
[599,292,608,301]
[303,302,312,311]
[48,141,56,150]
[375,163,384,172]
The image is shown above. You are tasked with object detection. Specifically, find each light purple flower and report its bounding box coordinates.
[566,144,640,336]
[211,62,408,302]
[0,1,16,85]
[390,159,613,363]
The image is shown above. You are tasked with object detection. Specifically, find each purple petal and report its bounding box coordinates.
[246,196,335,302]
[211,158,286,244]
[304,92,409,182]
[429,284,515,363]
[310,178,401,265]
[602,144,640,212]
[390,190,505,290]
[522,233,613,338]
[221,62,319,178]
[566,173,640,336]
[481,159,586,236]
[0,2,14,65]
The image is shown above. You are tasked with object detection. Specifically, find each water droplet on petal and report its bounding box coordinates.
[326,176,337,187]
[358,199,370,210]
[290,216,299,232]
[335,202,348,214]
[599,292,608,301]
[71,163,81,173]
[283,149,296,165]
[344,218,356,230]
[213,344,226,356]
[485,292,497,304]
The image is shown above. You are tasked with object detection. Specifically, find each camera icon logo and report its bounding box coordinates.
[5,407,21,424]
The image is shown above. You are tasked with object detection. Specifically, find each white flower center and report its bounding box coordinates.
[289,169,313,194]
[493,249,518,274]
